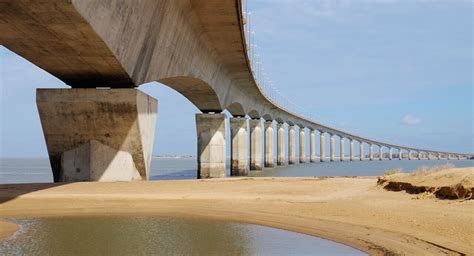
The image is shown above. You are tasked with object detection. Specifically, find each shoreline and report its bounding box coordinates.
[1,173,472,255]
[0,220,19,240]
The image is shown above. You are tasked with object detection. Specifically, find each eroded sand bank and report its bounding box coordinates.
[0,220,19,240]
[1,168,472,255]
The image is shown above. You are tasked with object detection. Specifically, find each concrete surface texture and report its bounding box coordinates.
[36,88,157,182]
[196,113,226,179]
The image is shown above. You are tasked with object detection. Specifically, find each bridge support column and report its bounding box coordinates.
[437,153,441,160]
[408,151,412,160]
[310,130,316,163]
[249,119,263,170]
[388,148,392,160]
[230,117,248,176]
[330,134,335,162]
[369,144,374,161]
[418,152,422,160]
[399,149,403,160]
[37,88,157,182]
[264,121,275,168]
[350,140,354,161]
[340,137,345,161]
[320,132,326,162]
[359,142,364,161]
[196,113,227,179]
[277,123,286,166]
[288,126,296,165]
[299,128,306,163]
[379,146,383,161]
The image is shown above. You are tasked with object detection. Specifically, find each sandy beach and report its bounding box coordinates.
[1,167,472,255]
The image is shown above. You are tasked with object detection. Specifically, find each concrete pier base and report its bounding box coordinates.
[360,143,364,161]
[299,128,306,163]
[230,117,248,176]
[37,88,157,182]
[264,121,275,168]
[288,126,296,165]
[249,119,263,170]
[310,130,316,163]
[320,132,326,162]
[277,123,286,166]
[379,146,383,161]
[350,140,354,161]
[330,134,335,162]
[369,145,374,161]
[340,138,345,161]
[196,113,227,178]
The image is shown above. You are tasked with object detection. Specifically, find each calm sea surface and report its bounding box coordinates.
[1,157,472,183]
[0,158,471,255]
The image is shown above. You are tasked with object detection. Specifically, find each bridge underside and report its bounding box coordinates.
[1,0,469,181]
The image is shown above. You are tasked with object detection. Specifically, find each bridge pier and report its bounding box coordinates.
[330,134,335,162]
[288,125,296,165]
[310,130,316,163]
[388,148,393,160]
[379,146,383,161]
[196,113,227,179]
[299,128,306,163]
[249,119,263,170]
[399,149,403,160]
[37,88,157,182]
[369,144,374,161]
[264,121,275,168]
[360,142,364,161]
[340,137,345,161]
[230,117,248,176]
[350,140,354,161]
[277,123,286,166]
[320,132,326,162]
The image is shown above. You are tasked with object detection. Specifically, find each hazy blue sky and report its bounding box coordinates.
[0,0,472,157]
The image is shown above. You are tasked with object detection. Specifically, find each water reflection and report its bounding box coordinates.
[1,217,365,255]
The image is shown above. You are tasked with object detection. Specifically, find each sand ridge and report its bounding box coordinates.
[1,170,473,255]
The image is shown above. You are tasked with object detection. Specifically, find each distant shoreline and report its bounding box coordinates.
[1,169,472,254]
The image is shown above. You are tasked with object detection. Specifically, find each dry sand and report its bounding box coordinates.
[0,168,473,255]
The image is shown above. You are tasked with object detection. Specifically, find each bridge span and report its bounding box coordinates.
[1,0,470,181]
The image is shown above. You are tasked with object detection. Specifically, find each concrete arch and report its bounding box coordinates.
[158,76,222,113]
[225,102,246,117]
[247,110,261,119]
[262,114,273,121]
[275,117,284,124]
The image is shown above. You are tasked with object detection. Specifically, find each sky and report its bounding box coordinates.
[0,0,472,157]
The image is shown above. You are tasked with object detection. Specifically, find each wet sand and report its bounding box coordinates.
[0,220,19,240]
[0,168,472,255]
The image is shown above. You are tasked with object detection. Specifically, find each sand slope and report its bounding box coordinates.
[379,167,473,199]
[1,171,473,255]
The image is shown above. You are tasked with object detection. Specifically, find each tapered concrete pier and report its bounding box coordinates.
[249,119,263,170]
[330,134,335,162]
[379,146,383,161]
[340,137,345,161]
[264,121,275,168]
[230,117,248,176]
[360,142,364,161]
[320,132,326,162]
[37,89,157,182]
[399,149,403,160]
[196,113,227,179]
[288,125,296,165]
[277,123,286,166]
[388,148,393,160]
[310,130,316,163]
[408,151,413,160]
[299,128,306,163]
[369,144,374,161]
[350,140,354,161]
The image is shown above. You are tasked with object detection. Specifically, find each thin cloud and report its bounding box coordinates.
[400,114,422,125]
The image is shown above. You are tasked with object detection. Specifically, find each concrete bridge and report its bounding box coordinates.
[1,0,471,181]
